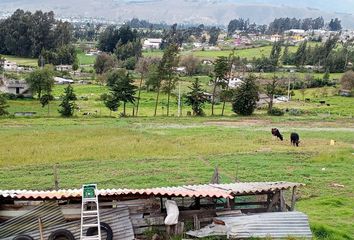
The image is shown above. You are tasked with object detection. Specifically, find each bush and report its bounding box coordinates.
[288,108,303,116]
[4,93,17,100]
[268,107,284,116]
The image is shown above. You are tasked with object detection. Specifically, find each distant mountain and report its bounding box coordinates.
[1,0,354,28]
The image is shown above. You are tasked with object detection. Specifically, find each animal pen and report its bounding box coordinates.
[0,182,312,239]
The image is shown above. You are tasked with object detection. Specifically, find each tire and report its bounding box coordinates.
[48,229,75,240]
[86,222,113,240]
[13,235,34,240]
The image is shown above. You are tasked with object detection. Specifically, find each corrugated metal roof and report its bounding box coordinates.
[0,182,303,200]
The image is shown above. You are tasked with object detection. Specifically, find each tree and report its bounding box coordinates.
[208,27,220,45]
[0,9,72,58]
[232,75,259,116]
[180,55,200,76]
[115,39,142,61]
[294,40,307,66]
[211,56,229,115]
[328,18,342,31]
[185,78,207,116]
[94,53,116,74]
[58,84,77,117]
[103,94,120,116]
[264,76,285,113]
[340,70,354,90]
[299,82,308,101]
[269,41,282,69]
[221,50,236,116]
[0,94,9,116]
[26,66,54,98]
[40,93,54,116]
[98,25,139,53]
[0,55,4,72]
[135,57,159,116]
[107,69,137,116]
[282,44,293,65]
[158,44,179,116]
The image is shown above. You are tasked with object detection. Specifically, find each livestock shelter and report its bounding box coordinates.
[0,182,311,239]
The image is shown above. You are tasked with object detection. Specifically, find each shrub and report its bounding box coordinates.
[268,107,284,116]
[288,108,304,116]
[232,75,259,116]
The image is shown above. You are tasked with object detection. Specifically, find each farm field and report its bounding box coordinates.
[2,55,38,67]
[77,51,96,65]
[143,44,301,59]
[0,116,353,239]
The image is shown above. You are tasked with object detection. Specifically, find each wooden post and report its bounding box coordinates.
[53,164,59,191]
[290,186,297,211]
[193,215,200,230]
[195,197,200,209]
[38,218,44,240]
[210,166,220,184]
[280,190,286,212]
[267,192,280,212]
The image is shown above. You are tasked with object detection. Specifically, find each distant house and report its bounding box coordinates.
[0,78,32,97]
[201,59,213,65]
[4,61,18,71]
[56,65,72,72]
[143,38,162,50]
[285,29,306,35]
[86,49,102,56]
[269,34,282,42]
[54,77,74,85]
[339,89,352,97]
[228,78,244,89]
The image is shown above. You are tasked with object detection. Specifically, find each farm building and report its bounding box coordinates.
[0,78,32,97]
[143,38,162,50]
[0,181,312,239]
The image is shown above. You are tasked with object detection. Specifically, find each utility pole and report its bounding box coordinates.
[178,80,181,117]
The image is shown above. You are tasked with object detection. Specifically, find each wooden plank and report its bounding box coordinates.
[280,190,286,212]
[290,186,297,211]
[131,216,165,227]
[267,192,280,212]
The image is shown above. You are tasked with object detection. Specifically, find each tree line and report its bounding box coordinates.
[0,9,73,61]
[227,17,341,36]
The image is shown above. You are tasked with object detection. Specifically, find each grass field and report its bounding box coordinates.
[77,52,96,65]
[143,45,300,60]
[0,116,353,239]
[3,55,38,67]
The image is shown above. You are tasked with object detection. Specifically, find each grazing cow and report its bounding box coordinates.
[290,133,300,147]
[271,128,283,141]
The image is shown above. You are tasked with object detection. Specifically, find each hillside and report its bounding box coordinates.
[1,0,354,28]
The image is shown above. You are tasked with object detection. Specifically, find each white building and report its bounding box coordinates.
[0,78,32,97]
[56,65,72,72]
[228,78,244,89]
[285,29,306,35]
[4,61,18,71]
[54,77,74,85]
[143,38,162,50]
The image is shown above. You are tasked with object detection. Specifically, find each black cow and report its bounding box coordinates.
[271,128,283,141]
[290,133,300,147]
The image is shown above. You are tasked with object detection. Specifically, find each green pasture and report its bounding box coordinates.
[2,55,38,67]
[0,116,353,239]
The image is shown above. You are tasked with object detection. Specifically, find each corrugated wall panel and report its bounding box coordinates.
[0,202,65,238]
[1,206,134,240]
